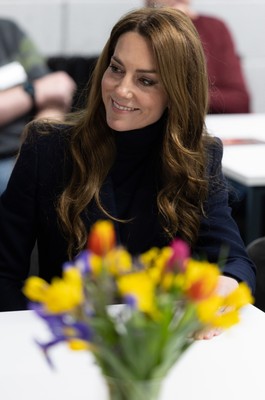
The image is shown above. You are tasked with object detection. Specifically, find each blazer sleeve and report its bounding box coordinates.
[0,128,39,310]
[195,137,256,294]
[0,124,69,311]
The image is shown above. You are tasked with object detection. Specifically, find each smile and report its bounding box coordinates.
[112,99,138,111]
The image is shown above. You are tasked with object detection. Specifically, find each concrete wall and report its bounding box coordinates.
[1,0,264,113]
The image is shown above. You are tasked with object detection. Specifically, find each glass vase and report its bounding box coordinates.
[104,375,163,400]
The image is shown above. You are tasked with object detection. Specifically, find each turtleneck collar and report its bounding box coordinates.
[107,114,168,254]
[112,114,166,158]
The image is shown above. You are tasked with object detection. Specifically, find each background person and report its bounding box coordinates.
[145,0,251,114]
[0,8,255,340]
[0,18,76,194]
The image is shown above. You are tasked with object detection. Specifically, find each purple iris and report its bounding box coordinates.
[29,302,93,368]
[71,250,93,275]
[123,294,137,309]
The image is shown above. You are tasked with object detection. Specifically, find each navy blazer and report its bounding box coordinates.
[0,126,256,310]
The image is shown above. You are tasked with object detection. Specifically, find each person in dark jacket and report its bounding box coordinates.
[0,8,256,339]
[145,0,251,114]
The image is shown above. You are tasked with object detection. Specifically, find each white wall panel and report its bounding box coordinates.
[244,61,265,113]
[0,3,63,55]
[66,1,142,55]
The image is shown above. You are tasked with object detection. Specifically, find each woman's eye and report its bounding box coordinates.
[139,77,156,87]
[109,63,123,74]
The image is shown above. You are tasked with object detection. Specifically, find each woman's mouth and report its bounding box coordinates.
[112,99,138,111]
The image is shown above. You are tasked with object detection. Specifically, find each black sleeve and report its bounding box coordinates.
[0,127,41,310]
[195,137,256,294]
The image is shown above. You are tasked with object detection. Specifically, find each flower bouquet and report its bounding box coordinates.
[23,220,253,400]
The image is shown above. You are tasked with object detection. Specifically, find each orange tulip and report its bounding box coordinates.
[87,220,116,256]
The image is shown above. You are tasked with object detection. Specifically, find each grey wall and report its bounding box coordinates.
[1,0,264,113]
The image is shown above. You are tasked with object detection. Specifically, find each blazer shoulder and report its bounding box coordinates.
[16,122,74,185]
[205,136,223,172]
[22,121,72,154]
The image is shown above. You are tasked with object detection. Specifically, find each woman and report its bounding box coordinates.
[145,0,251,114]
[0,8,255,338]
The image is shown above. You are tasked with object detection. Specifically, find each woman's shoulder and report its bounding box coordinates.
[16,122,74,191]
[18,121,74,173]
[203,135,223,175]
[204,135,223,155]
[23,121,72,148]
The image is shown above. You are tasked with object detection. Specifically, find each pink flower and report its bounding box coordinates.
[167,239,190,272]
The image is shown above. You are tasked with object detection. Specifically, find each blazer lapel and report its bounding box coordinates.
[82,176,121,244]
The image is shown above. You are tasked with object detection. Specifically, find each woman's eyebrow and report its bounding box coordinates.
[111,55,158,74]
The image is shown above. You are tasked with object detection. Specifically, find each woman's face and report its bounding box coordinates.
[101,31,168,131]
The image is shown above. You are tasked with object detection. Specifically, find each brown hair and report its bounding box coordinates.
[54,7,212,257]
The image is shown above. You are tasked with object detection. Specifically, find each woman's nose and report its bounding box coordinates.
[115,77,133,98]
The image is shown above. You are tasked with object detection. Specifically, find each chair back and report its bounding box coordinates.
[247,237,265,312]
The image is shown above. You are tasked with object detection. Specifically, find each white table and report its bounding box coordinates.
[0,305,264,400]
[206,113,265,243]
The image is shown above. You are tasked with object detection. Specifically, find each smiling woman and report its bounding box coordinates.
[101,31,168,131]
[0,7,256,339]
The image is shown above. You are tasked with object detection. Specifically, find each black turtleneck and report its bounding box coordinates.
[110,116,169,254]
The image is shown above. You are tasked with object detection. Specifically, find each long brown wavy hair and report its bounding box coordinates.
[55,7,213,257]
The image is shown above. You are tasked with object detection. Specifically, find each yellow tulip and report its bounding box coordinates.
[68,339,90,351]
[117,271,157,317]
[44,281,79,313]
[224,282,254,309]
[23,276,49,303]
[24,267,84,314]
[104,248,132,276]
[196,282,253,329]
[184,260,219,301]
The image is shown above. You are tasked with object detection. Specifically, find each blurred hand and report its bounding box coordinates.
[193,275,239,340]
[34,71,76,112]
